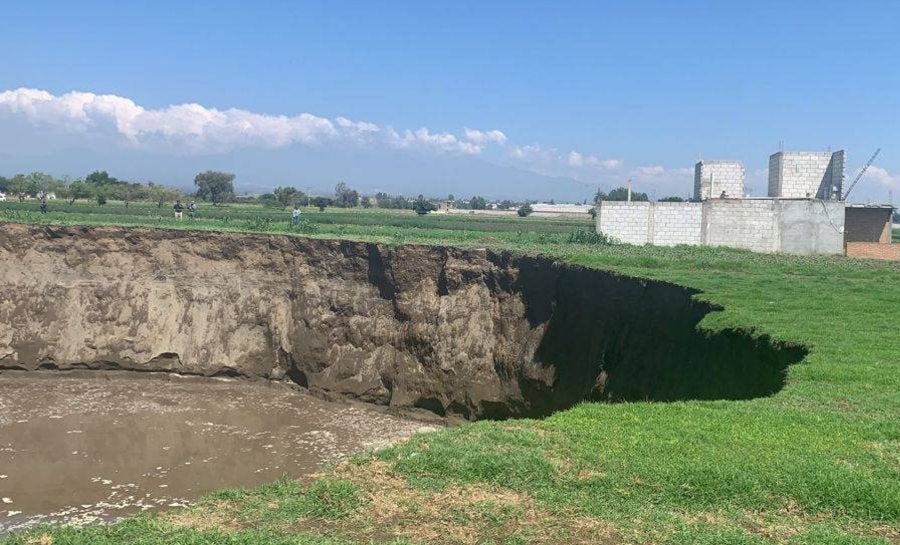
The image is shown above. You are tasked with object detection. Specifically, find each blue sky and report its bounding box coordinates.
[1,0,898,201]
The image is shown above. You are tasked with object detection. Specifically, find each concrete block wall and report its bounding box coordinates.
[694,160,745,200]
[597,201,703,246]
[703,200,778,253]
[597,202,652,244]
[651,202,703,245]
[596,198,846,255]
[768,151,845,199]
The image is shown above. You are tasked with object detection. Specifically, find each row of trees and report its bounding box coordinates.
[2,172,686,212]
[0,171,188,206]
[593,186,685,203]
[0,170,240,207]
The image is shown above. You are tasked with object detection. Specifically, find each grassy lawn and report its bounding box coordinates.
[1,201,898,544]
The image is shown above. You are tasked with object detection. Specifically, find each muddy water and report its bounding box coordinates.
[0,372,435,533]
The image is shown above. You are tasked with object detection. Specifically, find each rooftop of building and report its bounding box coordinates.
[769,150,844,157]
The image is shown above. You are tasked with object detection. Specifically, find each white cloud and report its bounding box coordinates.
[862,166,900,190]
[506,145,622,182]
[567,151,585,167]
[464,128,507,145]
[0,87,506,157]
[385,127,483,155]
[600,159,622,169]
[633,165,666,176]
[0,87,651,193]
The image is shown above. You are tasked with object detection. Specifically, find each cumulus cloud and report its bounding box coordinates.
[600,159,623,169]
[385,127,484,155]
[862,166,900,190]
[633,165,666,176]
[0,87,653,194]
[464,128,507,145]
[0,87,505,157]
[507,145,621,182]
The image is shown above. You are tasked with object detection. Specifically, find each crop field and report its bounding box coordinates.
[1,200,899,545]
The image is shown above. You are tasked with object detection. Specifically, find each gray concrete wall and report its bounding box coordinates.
[776,200,845,255]
[596,198,845,255]
[703,200,778,253]
[694,160,744,200]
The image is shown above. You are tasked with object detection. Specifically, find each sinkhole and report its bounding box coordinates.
[0,225,808,420]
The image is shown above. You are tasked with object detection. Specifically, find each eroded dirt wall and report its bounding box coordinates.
[0,224,805,418]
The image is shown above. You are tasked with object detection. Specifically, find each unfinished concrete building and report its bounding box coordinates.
[768,151,845,199]
[596,148,893,256]
[694,160,744,200]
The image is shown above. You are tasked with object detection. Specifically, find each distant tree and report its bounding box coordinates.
[95,187,108,205]
[312,196,333,212]
[85,170,117,186]
[447,194,455,202]
[470,195,487,210]
[517,203,534,217]
[147,183,167,208]
[413,195,436,216]
[25,172,56,194]
[273,186,305,209]
[588,207,597,219]
[604,186,649,202]
[258,193,280,207]
[360,196,372,208]
[374,192,411,209]
[333,182,360,208]
[498,200,514,210]
[0,176,8,192]
[194,171,235,205]
[658,196,685,202]
[67,180,92,204]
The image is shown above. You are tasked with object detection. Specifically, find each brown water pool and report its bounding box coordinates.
[0,372,435,533]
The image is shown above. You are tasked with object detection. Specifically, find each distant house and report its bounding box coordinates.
[436,200,455,213]
[0,192,7,202]
[530,203,594,218]
[36,191,57,200]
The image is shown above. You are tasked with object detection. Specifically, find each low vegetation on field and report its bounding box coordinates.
[1,201,898,544]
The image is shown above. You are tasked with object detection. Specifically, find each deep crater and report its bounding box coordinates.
[0,224,807,420]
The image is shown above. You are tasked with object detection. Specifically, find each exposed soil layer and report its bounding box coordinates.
[0,224,806,419]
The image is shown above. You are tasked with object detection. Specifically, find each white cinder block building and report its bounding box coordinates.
[594,148,880,256]
[768,151,845,199]
[694,160,745,200]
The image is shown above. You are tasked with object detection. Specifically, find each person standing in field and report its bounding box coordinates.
[173,199,184,220]
[291,206,301,226]
[189,201,197,220]
[39,195,48,214]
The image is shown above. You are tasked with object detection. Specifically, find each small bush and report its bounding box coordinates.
[566,229,615,245]
[244,216,273,232]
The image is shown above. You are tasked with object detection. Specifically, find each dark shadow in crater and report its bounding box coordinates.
[492,255,808,419]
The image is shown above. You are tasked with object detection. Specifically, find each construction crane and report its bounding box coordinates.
[842,148,881,201]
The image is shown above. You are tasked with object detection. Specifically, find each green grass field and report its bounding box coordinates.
[2,201,899,544]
